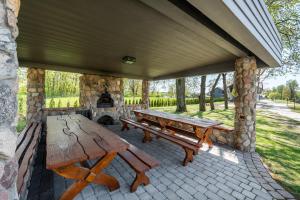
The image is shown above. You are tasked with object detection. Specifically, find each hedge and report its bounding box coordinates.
[124,97,224,107]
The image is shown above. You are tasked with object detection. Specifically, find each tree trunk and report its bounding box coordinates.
[199,75,206,111]
[176,78,187,112]
[222,73,228,109]
[210,74,221,110]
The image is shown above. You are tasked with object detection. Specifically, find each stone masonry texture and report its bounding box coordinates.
[79,74,124,121]
[0,0,20,199]
[142,80,150,109]
[234,57,257,152]
[26,68,45,123]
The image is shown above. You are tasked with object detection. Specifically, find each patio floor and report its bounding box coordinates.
[27,125,295,200]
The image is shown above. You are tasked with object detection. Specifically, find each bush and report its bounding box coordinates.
[58,99,62,108]
[49,98,55,108]
[67,101,70,108]
[18,97,24,115]
[73,100,78,107]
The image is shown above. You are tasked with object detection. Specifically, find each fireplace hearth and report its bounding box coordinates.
[97,115,114,125]
[97,89,114,108]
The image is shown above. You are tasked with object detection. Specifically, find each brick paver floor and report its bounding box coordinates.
[29,125,295,200]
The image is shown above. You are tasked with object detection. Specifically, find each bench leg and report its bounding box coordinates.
[121,122,130,131]
[142,131,152,143]
[131,172,150,192]
[182,147,194,166]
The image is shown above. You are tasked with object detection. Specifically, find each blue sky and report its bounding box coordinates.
[264,73,300,89]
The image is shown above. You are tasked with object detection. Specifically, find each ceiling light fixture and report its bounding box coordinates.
[122,56,136,64]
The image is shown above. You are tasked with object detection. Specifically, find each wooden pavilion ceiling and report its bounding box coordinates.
[17,0,281,79]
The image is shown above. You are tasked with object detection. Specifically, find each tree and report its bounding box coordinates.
[209,74,221,110]
[176,78,187,112]
[222,73,228,109]
[199,75,206,111]
[276,85,285,99]
[287,80,299,99]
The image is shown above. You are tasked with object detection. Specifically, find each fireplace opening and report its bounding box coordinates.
[97,115,114,125]
[97,89,114,108]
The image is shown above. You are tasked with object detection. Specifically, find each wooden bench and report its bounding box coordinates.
[118,142,159,192]
[15,122,42,198]
[120,118,198,166]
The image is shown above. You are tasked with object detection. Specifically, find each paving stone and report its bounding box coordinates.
[249,182,262,190]
[205,190,223,200]
[268,191,284,199]
[139,192,152,200]
[163,189,179,200]
[216,182,233,194]
[193,192,208,200]
[242,190,256,199]
[176,188,193,200]
[252,189,272,200]
[30,125,295,200]
[232,191,245,199]
[277,189,294,199]
[217,190,236,200]
[152,192,166,200]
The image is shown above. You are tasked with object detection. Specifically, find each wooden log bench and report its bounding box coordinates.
[15,122,42,198]
[118,142,159,192]
[120,118,198,166]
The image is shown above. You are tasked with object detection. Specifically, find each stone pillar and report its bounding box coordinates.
[26,68,45,123]
[234,57,257,152]
[0,0,20,199]
[141,80,149,109]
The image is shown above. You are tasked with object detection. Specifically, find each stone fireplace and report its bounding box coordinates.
[79,74,124,124]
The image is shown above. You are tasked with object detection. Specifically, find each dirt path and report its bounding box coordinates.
[257,99,300,122]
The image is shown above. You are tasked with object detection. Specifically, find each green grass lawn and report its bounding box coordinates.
[152,104,300,199]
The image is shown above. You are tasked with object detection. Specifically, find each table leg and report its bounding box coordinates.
[194,127,214,148]
[54,152,118,200]
[142,130,152,143]
[182,147,194,166]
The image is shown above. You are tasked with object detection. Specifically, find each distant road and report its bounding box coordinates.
[257,100,300,122]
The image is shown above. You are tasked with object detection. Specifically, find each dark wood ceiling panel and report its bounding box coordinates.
[17,0,238,79]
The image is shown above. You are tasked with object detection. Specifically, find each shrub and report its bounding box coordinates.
[67,101,70,108]
[58,99,62,108]
[49,98,55,108]
[73,100,78,107]
[18,97,24,115]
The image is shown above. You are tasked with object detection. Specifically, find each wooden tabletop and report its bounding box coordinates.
[134,110,222,128]
[46,114,128,169]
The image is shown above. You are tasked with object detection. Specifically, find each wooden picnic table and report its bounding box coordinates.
[133,109,222,148]
[46,114,129,200]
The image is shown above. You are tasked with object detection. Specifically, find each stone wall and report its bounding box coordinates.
[0,0,20,199]
[141,80,149,109]
[26,68,45,123]
[234,57,257,152]
[79,75,124,121]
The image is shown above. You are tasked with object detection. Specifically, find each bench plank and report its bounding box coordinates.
[121,118,196,166]
[127,144,159,168]
[121,118,198,152]
[17,122,42,194]
[15,123,38,165]
[119,150,150,172]
[118,142,159,192]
